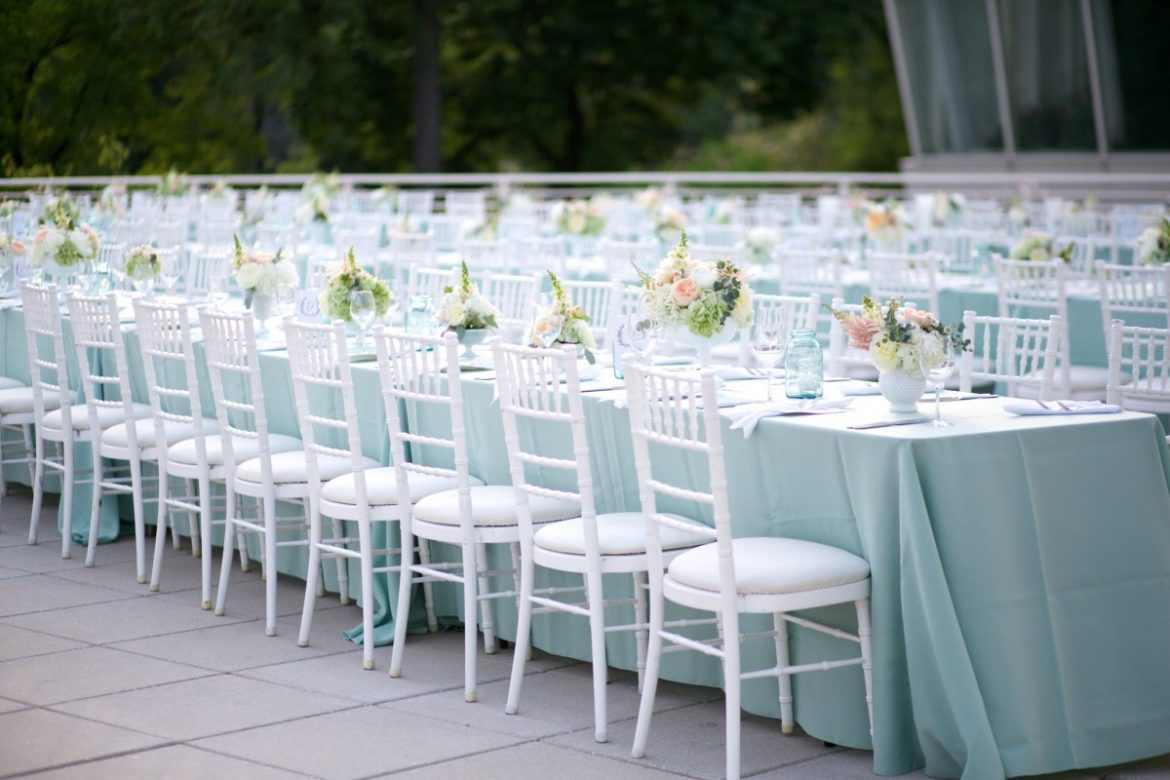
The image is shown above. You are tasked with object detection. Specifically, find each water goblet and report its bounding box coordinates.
[349,289,376,352]
[751,308,788,402]
[157,249,184,299]
[921,341,958,427]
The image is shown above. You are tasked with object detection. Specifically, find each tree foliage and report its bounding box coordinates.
[0,0,904,175]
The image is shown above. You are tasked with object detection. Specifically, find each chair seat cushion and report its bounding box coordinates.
[668,537,869,596]
[42,402,152,432]
[322,467,485,506]
[1111,383,1170,414]
[101,416,220,450]
[1018,364,1111,401]
[413,485,580,528]
[0,376,25,391]
[168,432,303,467]
[534,512,707,556]
[0,387,61,414]
[235,450,376,485]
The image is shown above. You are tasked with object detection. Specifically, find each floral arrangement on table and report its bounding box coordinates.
[203,179,234,201]
[1009,231,1072,263]
[240,185,271,229]
[706,197,739,226]
[124,244,161,283]
[434,260,499,335]
[38,193,80,227]
[297,172,341,223]
[32,204,100,270]
[1004,196,1030,229]
[318,247,392,323]
[553,199,605,236]
[1138,218,1170,266]
[0,200,20,219]
[459,217,498,241]
[931,192,966,227]
[231,235,299,308]
[744,226,780,265]
[634,231,753,339]
[653,204,687,243]
[634,187,664,213]
[94,183,127,220]
[846,189,872,224]
[370,185,398,210]
[157,169,190,197]
[528,269,597,364]
[0,231,27,257]
[830,296,968,378]
[864,200,909,248]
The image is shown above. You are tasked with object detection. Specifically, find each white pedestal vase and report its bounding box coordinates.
[667,322,738,368]
[877,369,926,414]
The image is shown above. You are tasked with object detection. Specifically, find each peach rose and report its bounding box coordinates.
[670,277,700,306]
[903,309,933,327]
[864,211,889,232]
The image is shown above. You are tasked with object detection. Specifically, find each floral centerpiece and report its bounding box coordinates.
[553,199,605,236]
[94,184,127,221]
[1009,231,1072,263]
[435,260,499,334]
[653,204,687,243]
[634,187,664,213]
[707,197,739,225]
[634,232,752,365]
[1005,196,1030,229]
[231,235,298,309]
[297,172,340,223]
[864,200,909,248]
[38,194,80,227]
[32,204,100,274]
[318,248,392,323]
[846,189,871,224]
[124,244,161,286]
[1137,218,1170,266]
[0,231,26,257]
[157,169,190,197]
[203,179,234,202]
[528,270,596,364]
[745,226,780,265]
[931,192,966,227]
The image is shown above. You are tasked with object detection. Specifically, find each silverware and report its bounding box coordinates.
[847,417,931,430]
[937,393,998,402]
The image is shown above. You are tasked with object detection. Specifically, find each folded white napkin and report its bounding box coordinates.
[714,366,759,381]
[725,397,855,437]
[840,384,881,396]
[1003,400,1123,416]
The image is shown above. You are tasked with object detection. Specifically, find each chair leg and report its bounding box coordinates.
[62,438,79,560]
[509,542,530,661]
[329,512,349,605]
[129,456,147,582]
[856,598,875,739]
[463,537,480,702]
[585,569,610,743]
[357,517,375,670]
[633,570,648,694]
[504,545,535,716]
[774,612,794,734]
[186,478,200,557]
[475,541,496,655]
[263,492,278,637]
[722,610,743,780]
[28,433,46,545]
[631,581,666,760]
[418,536,438,632]
[387,521,415,679]
[236,494,251,572]
[85,443,105,568]
[198,475,213,609]
[148,471,170,592]
[214,487,238,617]
[297,502,324,648]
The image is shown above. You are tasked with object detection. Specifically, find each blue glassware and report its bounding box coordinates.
[785,329,823,400]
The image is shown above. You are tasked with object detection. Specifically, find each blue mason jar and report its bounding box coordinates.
[785,329,823,399]
[405,294,433,334]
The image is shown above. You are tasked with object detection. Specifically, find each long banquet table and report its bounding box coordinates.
[2,298,1170,779]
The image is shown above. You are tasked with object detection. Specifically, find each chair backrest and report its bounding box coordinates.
[994,256,1071,393]
[777,247,846,300]
[427,215,464,253]
[398,190,435,218]
[597,238,659,282]
[456,238,509,275]
[482,272,541,340]
[153,219,188,250]
[867,251,942,315]
[406,264,458,305]
[284,319,367,497]
[1058,234,1107,278]
[493,342,593,554]
[334,226,382,259]
[917,229,998,275]
[1107,321,1170,409]
[559,279,621,346]
[688,241,744,266]
[695,225,744,248]
[185,249,233,300]
[255,222,296,253]
[444,190,487,221]
[960,310,1059,400]
[374,328,475,511]
[67,292,137,444]
[133,298,211,459]
[619,285,643,318]
[21,282,74,425]
[511,236,567,276]
[196,219,237,251]
[198,308,284,478]
[1095,262,1170,337]
[622,360,722,599]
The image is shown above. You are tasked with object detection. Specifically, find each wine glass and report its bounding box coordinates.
[751,307,788,402]
[626,313,658,361]
[349,290,376,351]
[921,340,958,427]
[157,248,184,299]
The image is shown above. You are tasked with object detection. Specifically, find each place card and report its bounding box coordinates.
[295,289,321,321]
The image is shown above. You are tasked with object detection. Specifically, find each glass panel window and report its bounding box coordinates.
[896,0,1004,154]
[997,0,1095,151]
[1091,0,1170,151]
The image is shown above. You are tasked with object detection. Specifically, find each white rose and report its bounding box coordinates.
[466,295,495,318]
[689,264,717,289]
[277,261,299,287]
[448,302,466,326]
[236,263,262,289]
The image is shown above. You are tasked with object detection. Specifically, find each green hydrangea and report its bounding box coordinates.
[318,248,392,322]
[684,292,725,337]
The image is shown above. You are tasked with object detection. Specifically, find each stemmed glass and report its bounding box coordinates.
[751,307,788,402]
[349,290,376,352]
[921,341,958,427]
[158,249,184,299]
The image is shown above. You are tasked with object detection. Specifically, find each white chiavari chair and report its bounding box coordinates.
[688,241,744,266]
[1107,322,1170,416]
[398,190,435,220]
[511,235,567,277]
[995,257,1107,400]
[427,215,464,254]
[184,249,233,301]
[624,361,873,780]
[444,190,487,222]
[202,309,329,636]
[195,219,237,252]
[597,238,659,282]
[456,238,509,275]
[288,320,451,669]
[1059,234,1108,279]
[959,311,1060,400]
[152,219,188,251]
[720,292,820,368]
[496,342,702,742]
[406,264,458,306]
[67,293,156,576]
[385,330,529,700]
[559,279,621,346]
[133,299,222,606]
[384,231,435,290]
[868,250,942,315]
[255,222,296,253]
[482,272,542,342]
[1096,262,1170,336]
